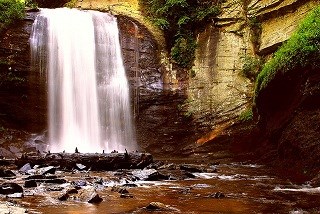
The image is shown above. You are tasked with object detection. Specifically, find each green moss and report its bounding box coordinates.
[241,55,264,81]
[239,108,253,122]
[139,0,221,69]
[0,0,25,26]
[255,6,320,99]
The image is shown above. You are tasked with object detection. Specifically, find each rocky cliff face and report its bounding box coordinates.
[187,0,318,132]
[256,65,320,178]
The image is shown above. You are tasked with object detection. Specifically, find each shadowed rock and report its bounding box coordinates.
[0,183,23,195]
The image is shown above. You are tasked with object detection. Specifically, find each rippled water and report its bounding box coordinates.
[5,160,319,214]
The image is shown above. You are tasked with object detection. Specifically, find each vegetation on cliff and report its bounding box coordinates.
[255,6,320,98]
[0,0,25,27]
[139,0,221,69]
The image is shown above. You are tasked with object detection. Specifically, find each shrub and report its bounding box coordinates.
[0,0,25,26]
[255,6,320,98]
[139,0,221,68]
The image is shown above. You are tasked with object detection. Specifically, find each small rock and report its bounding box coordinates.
[78,187,103,203]
[120,193,134,198]
[145,202,178,211]
[38,166,56,175]
[75,163,87,171]
[46,186,64,191]
[58,192,69,201]
[66,187,78,194]
[118,188,129,194]
[6,192,23,198]
[24,180,37,188]
[145,171,169,181]
[72,180,87,188]
[94,177,103,185]
[208,192,225,199]
[19,163,32,174]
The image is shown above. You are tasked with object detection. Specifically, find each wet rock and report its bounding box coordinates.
[46,186,64,191]
[180,164,206,173]
[75,163,87,171]
[6,193,23,198]
[72,180,87,188]
[145,202,178,211]
[66,187,78,194]
[78,187,103,203]
[19,163,32,174]
[58,192,69,201]
[0,201,27,213]
[208,192,225,199]
[118,188,129,194]
[94,177,103,185]
[111,186,129,194]
[132,169,169,181]
[38,166,56,175]
[0,183,23,195]
[0,169,16,178]
[120,193,134,198]
[24,180,37,188]
[145,171,169,181]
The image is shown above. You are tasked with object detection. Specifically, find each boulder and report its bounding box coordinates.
[0,183,23,195]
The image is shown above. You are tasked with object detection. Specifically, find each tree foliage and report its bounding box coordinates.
[139,0,221,68]
[0,0,25,26]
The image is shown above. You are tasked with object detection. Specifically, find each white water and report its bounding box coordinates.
[30,8,136,153]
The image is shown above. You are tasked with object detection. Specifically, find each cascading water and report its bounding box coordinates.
[30,8,137,153]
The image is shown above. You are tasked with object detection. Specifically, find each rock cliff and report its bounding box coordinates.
[187,0,318,132]
[0,0,319,162]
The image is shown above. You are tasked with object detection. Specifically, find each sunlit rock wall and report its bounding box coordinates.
[251,0,319,54]
[187,0,254,129]
[187,0,318,130]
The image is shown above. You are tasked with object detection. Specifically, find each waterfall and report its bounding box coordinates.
[30,8,137,153]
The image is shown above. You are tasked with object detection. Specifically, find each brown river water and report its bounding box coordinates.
[3,159,319,214]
